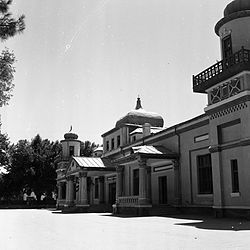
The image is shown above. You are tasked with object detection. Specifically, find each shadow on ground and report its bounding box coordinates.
[172,214,250,231]
[50,210,250,231]
[101,213,250,231]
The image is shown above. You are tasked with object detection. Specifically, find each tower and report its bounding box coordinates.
[193,0,250,216]
[60,131,81,160]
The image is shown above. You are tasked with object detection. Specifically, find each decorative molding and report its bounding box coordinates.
[219,28,232,39]
[210,102,247,120]
[209,138,250,153]
[79,171,87,178]
[153,164,173,172]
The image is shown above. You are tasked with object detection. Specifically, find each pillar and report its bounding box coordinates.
[138,159,148,205]
[210,146,224,217]
[146,166,152,202]
[66,175,75,206]
[57,182,63,200]
[116,165,124,203]
[173,160,181,205]
[78,172,88,205]
[99,176,105,204]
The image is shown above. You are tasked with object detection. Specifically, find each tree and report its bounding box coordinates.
[0,132,9,167]
[2,139,32,199]
[80,140,98,157]
[0,135,61,201]
[0,0,25,106]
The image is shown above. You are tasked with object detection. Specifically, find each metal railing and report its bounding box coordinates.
[193,47,250,90]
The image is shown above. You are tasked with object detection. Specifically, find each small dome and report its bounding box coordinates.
[64,127,78,140]
[115,97,164,128]
[224,0,250,17]
[64,132,78,140]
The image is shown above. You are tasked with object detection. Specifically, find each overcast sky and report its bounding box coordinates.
[1,0,231,144]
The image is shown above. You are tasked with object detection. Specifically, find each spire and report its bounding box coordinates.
[135,96,142,110]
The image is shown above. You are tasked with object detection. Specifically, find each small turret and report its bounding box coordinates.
[61,127,81,160]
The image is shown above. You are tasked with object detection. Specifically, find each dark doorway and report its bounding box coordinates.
[222,35,232,60]
[109,183,116,205]
[159,176,168,204]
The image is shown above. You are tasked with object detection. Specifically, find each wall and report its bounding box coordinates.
[178,122,211,207]
[219,16,250,58]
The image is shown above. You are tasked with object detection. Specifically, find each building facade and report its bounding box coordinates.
[56,0,250,217]
[56,131,116,212]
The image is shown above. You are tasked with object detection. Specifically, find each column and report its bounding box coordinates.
[116,165,124,203]
[138,159,148,205]
[146,167,152,202]
[173,160,181,205]
[67,175,75,206]
[210,146,224,217]
[99,176,105,204]
[78,172,88,205]
[57,182,63,200]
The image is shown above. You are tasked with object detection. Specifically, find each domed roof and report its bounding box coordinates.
[64,126,78,140]
[215,0,250,35]
[115,97,164,128]
[224,0,250,17]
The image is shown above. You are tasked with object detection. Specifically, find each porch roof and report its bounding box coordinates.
[113,145,178,165]
[73,157,106,168]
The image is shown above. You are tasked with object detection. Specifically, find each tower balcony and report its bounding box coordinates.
[193,47,250,93]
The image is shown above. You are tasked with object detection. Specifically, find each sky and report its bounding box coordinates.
[0,0,231,145]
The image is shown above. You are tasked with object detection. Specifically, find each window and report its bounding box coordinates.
[133,136,136,142]
[117,135,121,147]
[197,154,213,194]
[133,169,139,195]
[222,35,232,59]
[231,159,239,193]
[69,146,74,156]
[95,178,99,198]
[106,141,109,151]
[111,138,115,150]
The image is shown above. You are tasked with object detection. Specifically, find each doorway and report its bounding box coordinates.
[109,183,116,205]
[159,176,168,204]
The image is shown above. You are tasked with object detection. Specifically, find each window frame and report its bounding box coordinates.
[231,159,239,193]
[197,154,213,195]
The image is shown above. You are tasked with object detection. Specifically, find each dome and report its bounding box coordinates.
[115,97,164,128]
[215,0,250,35]
[64,126,78,140]
[224,0,250,17]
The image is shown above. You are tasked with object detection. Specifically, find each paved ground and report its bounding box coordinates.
[0,209,250,250]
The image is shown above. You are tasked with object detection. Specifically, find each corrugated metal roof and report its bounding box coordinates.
[131,146,177,157]
[130,127,163,135]
[132,146,164,155]
[73,157,106,168]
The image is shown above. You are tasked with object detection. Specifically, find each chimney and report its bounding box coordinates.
[143,123,151,137]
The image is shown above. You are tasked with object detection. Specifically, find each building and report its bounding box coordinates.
[56,131,116,212]
[56,0,250,217]
[101,0,250,217]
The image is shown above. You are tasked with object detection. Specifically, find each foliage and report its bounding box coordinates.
[0,135,61,200]
[80,140,98,157]
[0,49,15,107]
[0,132,9,167]
[0,0,25,41]
[0,0,25,107]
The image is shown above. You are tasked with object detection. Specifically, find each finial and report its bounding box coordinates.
[69,125,72,132]
[135,96,142,110]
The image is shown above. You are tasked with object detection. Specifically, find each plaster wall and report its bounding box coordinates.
[178,124,211,206]
[151,168,175,205]
[61,140,80,158]
[219,16,250,58]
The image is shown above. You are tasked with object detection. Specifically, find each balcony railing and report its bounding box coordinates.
[117,196,139,206]
[193,47,250,93]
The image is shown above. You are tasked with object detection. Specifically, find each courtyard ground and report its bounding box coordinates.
[0,209,250,250]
